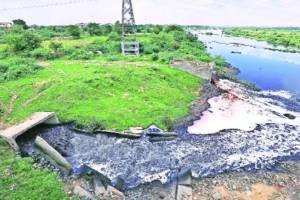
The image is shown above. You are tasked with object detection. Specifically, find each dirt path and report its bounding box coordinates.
[171,60,214,80]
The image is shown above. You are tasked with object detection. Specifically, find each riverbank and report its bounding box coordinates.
[123,63,300,200]
[124,161,300,200]
[224,28,300,50]
[13,62,300,200]
[1,25,300,200]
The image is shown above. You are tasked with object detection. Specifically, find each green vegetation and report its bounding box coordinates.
[0,60,201,130]
[0,23,221,130]
[224,28,300,49]
[0,139,70,200]
[4,25,41,53]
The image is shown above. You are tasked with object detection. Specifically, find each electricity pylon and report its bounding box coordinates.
[121,0,139,56]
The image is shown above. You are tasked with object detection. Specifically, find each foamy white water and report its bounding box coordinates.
[188,79,300,134]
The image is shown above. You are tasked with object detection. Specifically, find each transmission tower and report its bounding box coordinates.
[121,0,139,56]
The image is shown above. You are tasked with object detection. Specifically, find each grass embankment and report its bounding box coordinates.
[0,139,69,200]
[0,25,218,130]
[224,28,300,49]
[0,60,200,130]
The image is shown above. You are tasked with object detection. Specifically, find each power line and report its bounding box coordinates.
[0,0,99,12]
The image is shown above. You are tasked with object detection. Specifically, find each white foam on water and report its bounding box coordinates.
[260,90,293,99]
[188,79,300,134]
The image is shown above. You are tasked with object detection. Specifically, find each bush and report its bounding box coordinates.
[151,53,159,61]
[0,63,9,73]
[85,23,103,36]
[30,48,55,59]
[49,41,62,53]
[68,49,94,60]
[5,30,41,53]
[0,58,40,81]
[60,47,77,55]
[67,25,81,39]
[108,32,121,41]
[164,25,184,33]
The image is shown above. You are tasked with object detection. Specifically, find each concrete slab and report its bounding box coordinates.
[0,112,59,150]
[177,185,193,200]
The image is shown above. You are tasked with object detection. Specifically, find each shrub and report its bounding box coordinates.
[5,30,41,53]
[164,25,184,33]
[60,47,77,55]
[0,63,9,73]
[49,41,62,53]
[108,32,121,41]
[30,48,55,59]
[67,25,81,39]
[85,23,103,36]
[0,58,40,81]
[151,53,159,61]
[68,49,94,60]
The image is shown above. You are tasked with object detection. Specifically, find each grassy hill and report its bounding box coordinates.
[0,24,222,130]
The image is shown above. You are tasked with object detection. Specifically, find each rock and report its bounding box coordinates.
[212,192,222,200]
[159,192,166,199]
[211,72,219,84]
[96,51,103,55]
[93,177,106,197]
[178,168,192,186]
[177,185,192,200]
[145,125,163,134]
[284,113,296,119]
[73,185,94,200]
[107,186,125,200]
[149,136,177,142]
[95,130,141,139]
[146,132,178,137]
[128,127,144,135]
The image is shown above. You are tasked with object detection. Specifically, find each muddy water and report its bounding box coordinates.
[18,82,300,189]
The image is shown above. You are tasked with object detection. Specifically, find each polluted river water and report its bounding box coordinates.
[17,30,300,190]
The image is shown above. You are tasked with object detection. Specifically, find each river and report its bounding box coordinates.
[195,30,300,98]
[17,30,300,190]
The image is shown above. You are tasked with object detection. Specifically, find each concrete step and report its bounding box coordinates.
[0,112,59,150]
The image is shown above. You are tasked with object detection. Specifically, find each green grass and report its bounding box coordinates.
[0,60,201,130]
[41,35,108,49]
[224,28,300,49]
[0,139,70,200]
[0,27,217,130]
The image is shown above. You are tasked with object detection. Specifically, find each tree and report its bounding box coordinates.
[102,24,113,35]
[113,21,122,34]
[164,25,183,33]
[85,23,102,36]
[12,19,28,29]
[67,25,81,39]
